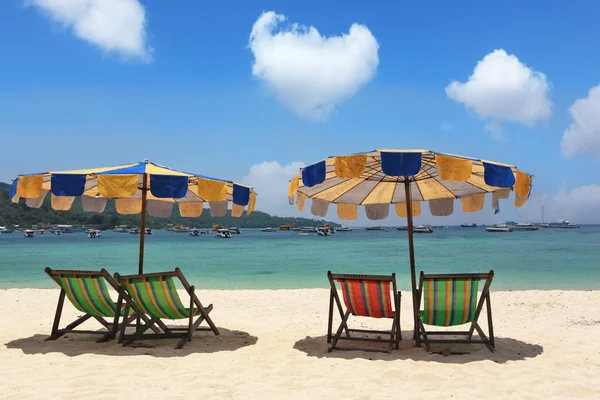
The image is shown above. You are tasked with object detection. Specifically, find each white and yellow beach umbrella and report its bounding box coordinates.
[9,159,257,273]
[288,149,533,338]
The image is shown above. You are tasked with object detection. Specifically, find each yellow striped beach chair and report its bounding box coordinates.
[115,268,219,349]
[45,267,145,342]
[416,271,495,353]
[327,271,401,353]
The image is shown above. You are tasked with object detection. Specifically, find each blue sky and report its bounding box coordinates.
[1,0,599,224]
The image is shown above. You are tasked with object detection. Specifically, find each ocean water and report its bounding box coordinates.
[0,227,599,291]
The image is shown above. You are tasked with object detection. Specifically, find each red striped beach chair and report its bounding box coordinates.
[115,268,219,349]
[416,271,495,353]
[327,271,401,352]
[45,267,149,342]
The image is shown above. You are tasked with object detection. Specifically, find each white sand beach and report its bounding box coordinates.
[1,288,599,399]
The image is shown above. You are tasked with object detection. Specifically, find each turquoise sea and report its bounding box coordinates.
[1,227,599,290]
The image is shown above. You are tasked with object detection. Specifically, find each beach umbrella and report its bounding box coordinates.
[9,159,257,273]
[287,149,533,340]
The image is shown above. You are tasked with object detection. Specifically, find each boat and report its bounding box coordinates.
[170,225,190,233]
[212,224,223,232]
[542,219,580,229]
[298,232,309,236]
[54,229,63,236]
[461,223,478,228]
[129,228,140,234]
[414,225,434,233]
[53,224,74,233]
[279,224,293,231]
[216,229,232,238]
[189,228,201,237]
[337,226,352,232]
[317,228,331,236]
[228,227,241,234]
[113,225,128,233]
[397,226,409,231]
[510,222,539,231]
[0,227,14,234]
[144,228,153,235]
[23,229,35,238]
[319,224,336,234]
[87,229,102,238]
[366,226,384,231]
[261,227,275,232]
[485,224,512,232]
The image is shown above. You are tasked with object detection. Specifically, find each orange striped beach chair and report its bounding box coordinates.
[115,268,219,349]
[44,268,151,342]
[327,271,401,352]
[416,271,495,353]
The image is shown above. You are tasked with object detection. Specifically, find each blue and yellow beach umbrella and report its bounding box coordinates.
[10,159,257,272]
[288,149,533,339]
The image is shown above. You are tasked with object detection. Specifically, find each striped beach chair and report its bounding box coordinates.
[327,271,401,352]
[45,267,141,342]
[115,268,219,349]
[416,271,495,353]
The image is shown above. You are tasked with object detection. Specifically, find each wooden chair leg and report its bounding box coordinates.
[192,293,219,336]
[46,289,66,341]
[395,291,401,349]
[486,294,495,349]
[118,304,130,344]
[327,288,334,344]
[329,310,351,352]
[418,319,431,352]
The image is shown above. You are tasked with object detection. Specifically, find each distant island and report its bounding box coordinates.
[0,182,338,230]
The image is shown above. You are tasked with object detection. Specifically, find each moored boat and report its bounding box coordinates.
[144,228,153,235]
[337,226,352,232]
[129,228,139,234]
[511,223,539,231]
[23,229,35,238]
[366,226,384,231]
[461,223,477,228]
[216,229,232,238]
[485,224,512,232]
[414,225,434,233]
[212,224,223,232]
[228,227,241,234]
[261,227,275,232]
[113,225,128,233]
[87,229,102,238]
[0,227,14,234]
[279,224,293,231]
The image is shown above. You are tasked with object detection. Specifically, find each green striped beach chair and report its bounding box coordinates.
[327,271,401,353]
[45,267,143,342]
[115,268,219,349]
[416,271,495,353]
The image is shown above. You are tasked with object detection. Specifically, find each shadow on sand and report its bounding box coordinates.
[293,331,543,364]
[5,327,257,357]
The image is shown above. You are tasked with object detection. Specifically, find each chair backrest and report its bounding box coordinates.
[419,272,493,327]
[330,273,396,319]
[116,270,190,320]
[45,268,118,318]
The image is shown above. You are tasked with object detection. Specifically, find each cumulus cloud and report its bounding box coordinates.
[27,0,151,61]
[248,11,379,119]
[242,161,305,216]
[446,49,551,127]
[561,85,600,158]
[518,185,600,224]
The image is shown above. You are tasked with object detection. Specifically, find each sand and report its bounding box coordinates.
[1,288,599,399]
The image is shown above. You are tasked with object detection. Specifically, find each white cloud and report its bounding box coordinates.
[484,121,504,141]
[440,122,453,131]
[518,185,600,224]
[27,0,151,61]
[561,85,600,158]
[248,11,379,119]
[446,49,551,127]
[242,161,305,216]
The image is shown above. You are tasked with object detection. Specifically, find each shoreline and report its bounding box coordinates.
[1,288,600,398]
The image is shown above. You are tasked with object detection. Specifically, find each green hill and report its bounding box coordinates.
[0,182,337,229]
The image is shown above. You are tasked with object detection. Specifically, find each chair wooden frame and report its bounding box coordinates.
[44,267,153,343]
[327,271,401,353]
[416,270,495,353]
[114,268,220,349]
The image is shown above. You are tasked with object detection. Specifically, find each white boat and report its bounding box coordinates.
[0,227,14,234]
[87,229,102,238]
[414,225,434,233]
[54,229,63,236]
[216,229,232,238]
[113,225,128,233]
[144,228,153,235]
[511,223,539,231]
[336,226,352,232]
[129,228,140,234]
[189,228,201,237]
[542,219,580,228]
[317,229,331,236]
[23,229,35,238]
[228,227,241,234]
[298,232,309,236]
[486,224,512,232]
[261,227,275,232]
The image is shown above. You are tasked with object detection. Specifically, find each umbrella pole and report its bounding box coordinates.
[404,179,419,346]
[138,173,148,275]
